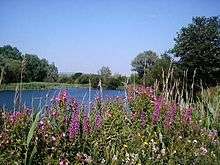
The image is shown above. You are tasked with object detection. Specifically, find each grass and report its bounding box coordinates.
[0,82,89,91]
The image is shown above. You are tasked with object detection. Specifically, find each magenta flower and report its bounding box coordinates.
[71,98,78,111]
[141,111,147,128]
[152,97,163,125]
[68,110,80,139]
[83,113,91,134]
[95,113,102,129]
[183,107,193,124]
[164,103,177,129]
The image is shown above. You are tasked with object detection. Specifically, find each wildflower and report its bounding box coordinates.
[200,147,208,155]
[112,155,117,161]
[59,159,69,165]
[101,158,106,164]
[193,140,198,144]
[161,149,166,156]
[183,107,193,124]
[172,150,176,155]
[95,113,102,129]
[52,136,56,141]
[83,113,91,134]
[39,120,44,125]
[71,98,78,111]
[141,111,146,128]
[152,97,163,125]
[144,141,148,145]
[208,129,218,140]
[123,144,128,148]
[68,110,80,139]
[164,103,176,129]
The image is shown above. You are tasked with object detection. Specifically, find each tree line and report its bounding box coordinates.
[0,45,58,83]
[131,16,220,89]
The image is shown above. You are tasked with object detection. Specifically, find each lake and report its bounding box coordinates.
[0,88,125,111]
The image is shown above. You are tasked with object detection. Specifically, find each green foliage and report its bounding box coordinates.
[0,45,58,83]
[131,50,158,77]
[25,111,41,165]
[171,16,220,87]
[98,66,112,78]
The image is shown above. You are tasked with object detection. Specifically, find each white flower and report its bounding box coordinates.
[52,136,56,141]
[101,158,106,164]
[200,147,208,155]
[172,150,176,154]
[193,140,198,144]
[161,149,166,156]
[112,155,117,161]
[62,133,66,137]
[178,136,182,139]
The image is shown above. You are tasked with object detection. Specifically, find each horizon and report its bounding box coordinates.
[0,0,219,75]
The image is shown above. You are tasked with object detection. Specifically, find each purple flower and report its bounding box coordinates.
[95,113,102,129]
[164,104,177,129]
[83,113,91,134]
[152,97,163,125]
[68,110,80,139]
[71,98,78,111]
[131,112,137,122]
[183,107,193,124]
[141,111,147,128]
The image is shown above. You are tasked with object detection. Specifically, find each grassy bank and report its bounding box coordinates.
[0,82,89,91]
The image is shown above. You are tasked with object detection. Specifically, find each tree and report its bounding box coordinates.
[98,66,112,78]
[171,16,220,87]
[0,45,58,83]
[131,50,158,77]
[0,45,22,83]
[145,53,172,86]
[46,63,59,82]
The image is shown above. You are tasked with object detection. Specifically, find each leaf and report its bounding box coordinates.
[28,145,37,165]
[27,111,40,146]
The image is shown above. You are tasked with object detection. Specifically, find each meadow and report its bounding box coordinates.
[0,80,219,164]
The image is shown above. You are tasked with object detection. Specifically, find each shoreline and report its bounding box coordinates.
[0,82,89,91]
[0,82,124,91]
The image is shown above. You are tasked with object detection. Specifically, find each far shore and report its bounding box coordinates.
[0,82,124,91]
[0,82,89,91]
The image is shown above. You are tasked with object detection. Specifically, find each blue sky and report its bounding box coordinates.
[0,0,219,75]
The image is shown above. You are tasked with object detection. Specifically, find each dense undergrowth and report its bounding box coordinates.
[0,85,219,164]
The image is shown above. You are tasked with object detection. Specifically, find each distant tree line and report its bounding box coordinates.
[0,45,58,83]
[58,66,126,89]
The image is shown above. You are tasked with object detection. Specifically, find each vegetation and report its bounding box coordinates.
[0,45,59,84]
[0,84,219,164]
[0,82,86,91]
[171,16,220,87]
[0,15,220,164]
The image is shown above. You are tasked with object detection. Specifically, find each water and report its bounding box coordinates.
[0,88,125,111]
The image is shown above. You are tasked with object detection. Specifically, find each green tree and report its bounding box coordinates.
[0,45,22,83]
[171,16,220,87]
[98,66,112,78]
[145,54,172,86]
[131,50,158,78]
[46,63,58,82]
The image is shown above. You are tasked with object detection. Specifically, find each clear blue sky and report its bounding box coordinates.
[0,0,219,75]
